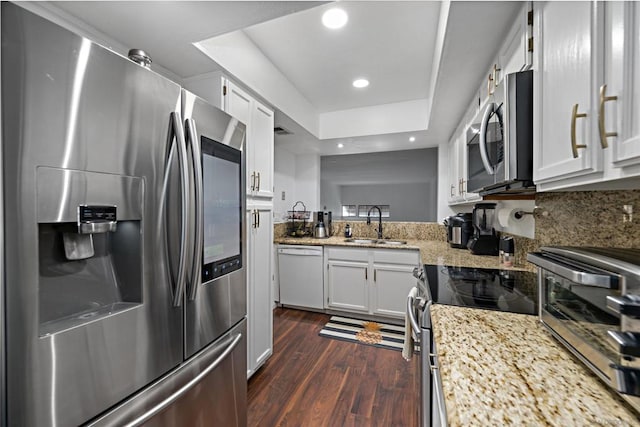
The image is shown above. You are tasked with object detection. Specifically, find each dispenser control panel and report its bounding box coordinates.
[77,205,117,234]
[78,205,117,223]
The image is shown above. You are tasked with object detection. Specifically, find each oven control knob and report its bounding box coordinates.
[606,295,640,318]
[608,331,640,357]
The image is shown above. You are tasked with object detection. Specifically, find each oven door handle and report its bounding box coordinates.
[527,253,618,289]
[407,291,422,337]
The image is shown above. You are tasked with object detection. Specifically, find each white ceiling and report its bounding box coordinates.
[41,1,523,156]
[50,1,325,78]
[244,1,440,113]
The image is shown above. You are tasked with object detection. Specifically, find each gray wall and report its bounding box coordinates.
[321,148,438,221]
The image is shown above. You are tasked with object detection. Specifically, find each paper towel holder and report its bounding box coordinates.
[514,206,546,219]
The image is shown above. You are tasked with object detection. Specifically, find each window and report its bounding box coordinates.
[341,205,357,217]
[358,205,390,218]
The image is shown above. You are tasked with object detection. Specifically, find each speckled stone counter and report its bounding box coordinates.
[430,305,640,426]
[274,236,533,272]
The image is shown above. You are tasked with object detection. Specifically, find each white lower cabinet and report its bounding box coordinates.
[327,259,370,313]
[246,205,273,378]
[324,247,420,320]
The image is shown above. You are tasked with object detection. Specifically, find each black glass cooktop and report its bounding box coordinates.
[422,264,538,315]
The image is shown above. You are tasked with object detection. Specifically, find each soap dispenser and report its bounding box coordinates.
[344,224,352,238]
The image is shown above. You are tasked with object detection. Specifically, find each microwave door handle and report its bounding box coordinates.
[185,118,203,301]
[164,112,190,307]
[479,102,499,176]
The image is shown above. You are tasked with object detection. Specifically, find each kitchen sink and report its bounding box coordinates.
[376,240,407,245]
[344,238,407,245]
[344,238,377,244]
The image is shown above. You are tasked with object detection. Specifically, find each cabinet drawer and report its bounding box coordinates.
[372,249,419,265]
[326,247,369,262]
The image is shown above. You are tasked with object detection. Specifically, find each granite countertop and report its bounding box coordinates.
[274,236,533,272]
[430,305,640,426]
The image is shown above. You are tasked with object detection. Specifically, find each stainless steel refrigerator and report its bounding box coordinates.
[1,3,248,426]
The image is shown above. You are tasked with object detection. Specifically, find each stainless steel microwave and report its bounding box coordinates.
[466,70,534,195]
[528,247,640,415]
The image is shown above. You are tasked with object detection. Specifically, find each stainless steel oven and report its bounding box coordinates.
[528,247,640,414]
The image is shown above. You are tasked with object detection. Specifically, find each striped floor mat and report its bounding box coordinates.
[318,315,408,352]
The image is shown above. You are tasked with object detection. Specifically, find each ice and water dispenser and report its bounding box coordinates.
[37,168,143,335]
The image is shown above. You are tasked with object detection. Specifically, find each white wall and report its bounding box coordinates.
[295,154,321,213]
[273,146,321,222]
[318,99,430,139]
[273,145,296,223]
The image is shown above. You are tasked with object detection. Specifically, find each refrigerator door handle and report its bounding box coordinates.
[166,111,190,307]
[124,333,243,427]
[185,118,203,301]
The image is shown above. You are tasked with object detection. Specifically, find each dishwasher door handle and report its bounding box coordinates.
[278,249,323,256]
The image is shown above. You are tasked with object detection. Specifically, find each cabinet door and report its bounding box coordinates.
[371,263,416,319]
[447,136,459,204]
[251,100,274,199]
[606,1,640,168]
[223,81,254,195]
[534,1,603,183]
[326,260,369,313]
[246,208,273,378]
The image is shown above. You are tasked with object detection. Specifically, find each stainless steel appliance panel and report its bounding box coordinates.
[182,90,247,358]
[87,318,247,427]
[2,4,184,425]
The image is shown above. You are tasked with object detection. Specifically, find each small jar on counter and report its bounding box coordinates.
[499,236,515,267]
[344,224,352,238]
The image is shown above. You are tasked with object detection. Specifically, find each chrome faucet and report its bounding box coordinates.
[366,205,383,239]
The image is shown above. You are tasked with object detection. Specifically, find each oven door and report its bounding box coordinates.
[408,268,447,427]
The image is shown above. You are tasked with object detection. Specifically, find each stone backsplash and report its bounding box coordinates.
[274,220,446,241]
[534,190,640,248]
[274,189,639,267]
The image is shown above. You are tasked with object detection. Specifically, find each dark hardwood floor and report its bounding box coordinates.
[248,308,419,426]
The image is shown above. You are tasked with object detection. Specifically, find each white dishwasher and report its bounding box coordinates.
[277,245,324,310]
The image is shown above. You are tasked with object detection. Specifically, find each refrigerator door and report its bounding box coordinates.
[2,4,184,425]
[87,318,247,427]
[182,90,247,358]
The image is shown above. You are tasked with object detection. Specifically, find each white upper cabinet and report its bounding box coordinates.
[249,99,275,199]
[534,1,640,191]
[533,1,601,185]
[604,2,640,170]
[223,80,274,200]
[184,73,275,200]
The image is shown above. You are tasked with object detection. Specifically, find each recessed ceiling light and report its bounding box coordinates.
[337,143,344,148]
[409,136,416,142]
[352,78,369,88]
[322,8,348,29]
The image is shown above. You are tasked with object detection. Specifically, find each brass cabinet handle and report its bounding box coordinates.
[598,84,618,149]
[256,172,261,191]
[450,184,454,197]
[570,104,588,158]
[492,64,501,88]
[487,73,494,96]
[461,179,466,194]
[250,172,256,191]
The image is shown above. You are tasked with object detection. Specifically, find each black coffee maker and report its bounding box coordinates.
[444,213,473,249]
[467,203,500,255]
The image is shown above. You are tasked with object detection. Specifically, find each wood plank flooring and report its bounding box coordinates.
[248,308,419,426]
